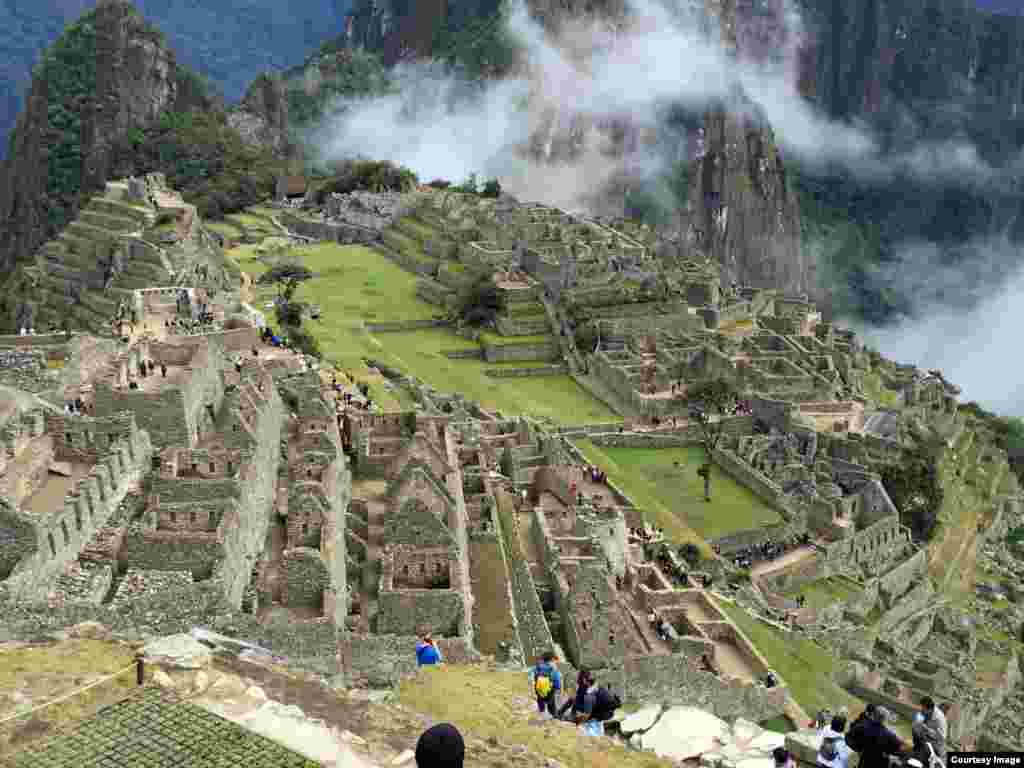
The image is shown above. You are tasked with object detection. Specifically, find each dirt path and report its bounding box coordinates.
[749,545,817,579]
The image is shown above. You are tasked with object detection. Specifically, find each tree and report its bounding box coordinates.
[481,178,502,198]
[454,276,501,327]
[881,447,943,542]
[258,263,313,305]
[678,378,741,502]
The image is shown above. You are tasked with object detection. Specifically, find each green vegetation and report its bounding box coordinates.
[624,160,691,230]
[314,159,418,201]
[234,237,616,424]
[430,0,523,79]
[716,599,882,728]
[881,443,943,541]
[681,379,743,502]
[109,110,281,220]
[38,12,98,230]
[573,441,780,547]
[783,576,863,611]
[399,666,668,768]
[287,48,394,137]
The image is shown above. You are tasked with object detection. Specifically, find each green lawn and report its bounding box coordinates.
[782,576,863,611]
[573,442,782,545]
[374,330,617,424]
[717,599,870,723]
[228,239,617,425]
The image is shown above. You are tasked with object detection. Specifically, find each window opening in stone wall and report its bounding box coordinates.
[61,520,69,545]
[609,633,615,644]
[403,565,409,576]
[65,433,72,445]
[190,510,197,525]
[191,462,198,473]
[48,532,56,557]
[227,461,233,474]
[302,522,309,536]
[209,462,215,473]
[582,620,589,631]
[171,510,177,523]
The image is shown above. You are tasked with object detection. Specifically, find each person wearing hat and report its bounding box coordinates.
[415,723,464,768]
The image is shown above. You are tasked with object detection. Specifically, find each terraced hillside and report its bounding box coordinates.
[0,178,236,333]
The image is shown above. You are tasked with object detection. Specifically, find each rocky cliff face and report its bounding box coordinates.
[0,0,202,275]
[226,73,292,159]
[798,0,1024,132]
[690,110,808,300]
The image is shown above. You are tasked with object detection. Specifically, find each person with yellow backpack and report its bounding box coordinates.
[529,651,563,717]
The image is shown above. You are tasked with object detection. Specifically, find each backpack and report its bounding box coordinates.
[845,719,866,753]
[534,669,554,698]
[590,687,621,721]
[818,735,841,763]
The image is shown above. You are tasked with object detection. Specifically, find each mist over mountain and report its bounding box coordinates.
[0,0,351,159]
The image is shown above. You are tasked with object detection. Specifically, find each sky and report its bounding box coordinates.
[972,0,1024,15]
[309,0,1024,417]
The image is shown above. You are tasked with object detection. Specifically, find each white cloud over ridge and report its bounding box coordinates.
[852,252,1024,418]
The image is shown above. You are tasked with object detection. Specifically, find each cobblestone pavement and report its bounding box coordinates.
[10,688,320,767]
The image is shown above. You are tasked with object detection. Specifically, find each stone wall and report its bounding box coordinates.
[711,447,795,517]
[281,547,330,610]
[375,588,464,636]
[120,530,222,577]
[484,365,567,378]
[2,419,154,601]
[93,342,226,449]
[599,654,787,721]
[364,319,451,333]
[338,633,478,687]
[279,212,380,245]
[876,550,927,609]
[710,518,806,554]
[481,341,559,363]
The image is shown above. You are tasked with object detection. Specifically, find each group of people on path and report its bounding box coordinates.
[530,652,621,736]
[416,640,620,739]
[809,699,947,768]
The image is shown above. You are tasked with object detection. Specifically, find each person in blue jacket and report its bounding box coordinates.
[416,631,443,666]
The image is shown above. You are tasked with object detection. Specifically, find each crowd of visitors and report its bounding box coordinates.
[730,533,811,569]
[409,628,948,768]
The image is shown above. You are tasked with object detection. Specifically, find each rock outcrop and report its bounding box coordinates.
[227,72,292,159]
[690,109,807,302]
[0,0,208,276]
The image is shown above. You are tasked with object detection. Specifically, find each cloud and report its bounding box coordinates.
[847,233,1024,417]
[311,0,1010,212]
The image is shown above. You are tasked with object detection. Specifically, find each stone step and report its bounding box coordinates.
[79,209,137,233]
[65,220,119,245]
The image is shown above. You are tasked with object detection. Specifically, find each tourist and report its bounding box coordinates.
[529,651,562,717]
[912,697,947,763]
[817,714,852,768]
[573,683,621,736]
[848,707,907,768]
[414,723,464,768]
[557,669,592,720]
[655,616,671,642]
[763,670,778,689]
[773,748,796,768]
[415,632,443,666]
